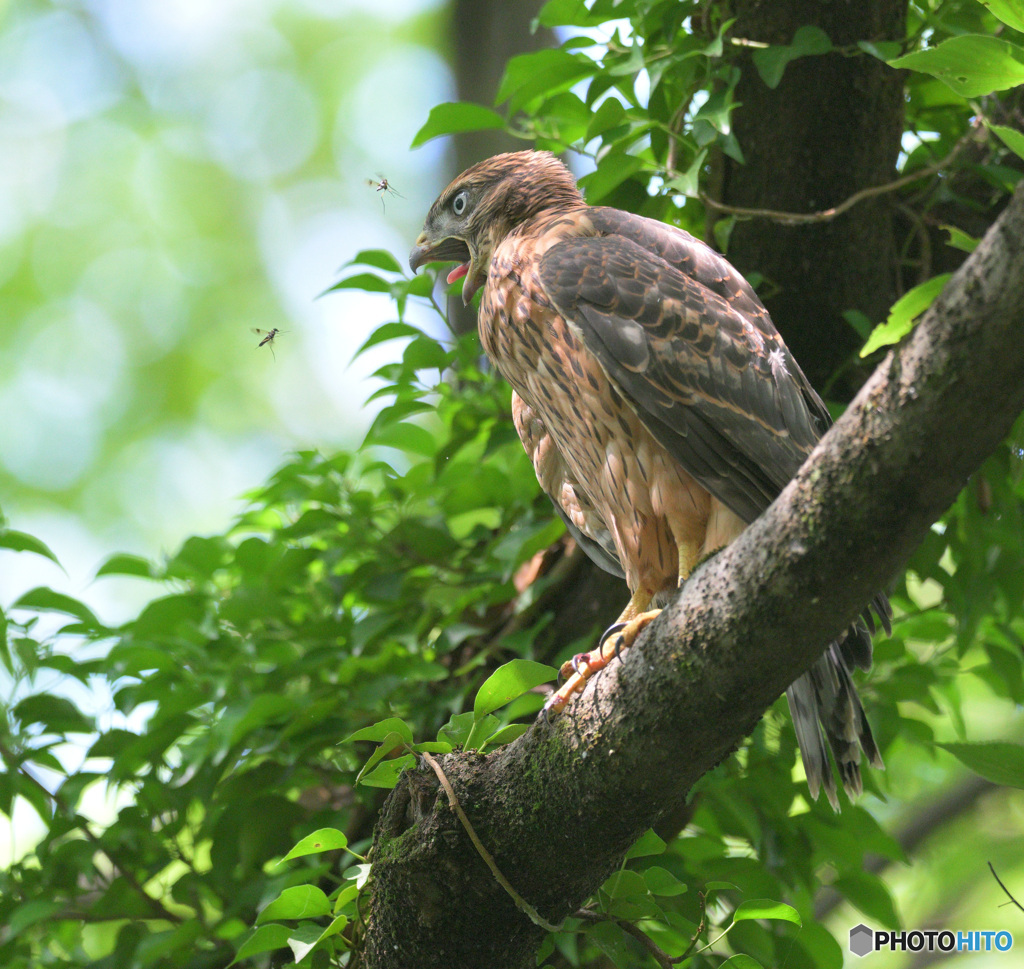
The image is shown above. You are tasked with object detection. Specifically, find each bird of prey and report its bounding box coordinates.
[410,150,889,809]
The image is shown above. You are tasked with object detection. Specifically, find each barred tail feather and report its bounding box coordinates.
[786,635,884,811]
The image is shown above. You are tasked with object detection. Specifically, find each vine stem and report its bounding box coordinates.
[418,749,562,932]
[699,130,974,226]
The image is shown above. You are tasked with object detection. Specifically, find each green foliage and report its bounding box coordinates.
[751,26,833,89]
[859,274,952,357]
[889,35,1024,97]
[2,2,1024,968]
[938,741,1024,788]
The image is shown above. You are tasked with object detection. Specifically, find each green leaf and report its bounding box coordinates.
[941,224,980,253]
[665,148,708,199]
[13,694,94,734]
[12,587,100,628]
[830,872,900,929]
[355,731,410,783]
[365,420,437,457]
[290,915,348,961]
[344,717,414,745]
[578,152,645,203]
[889,35,1024,97]
[131,592,207,636]
[136,922,205,965]
[480,723,532,750]
[256,885,331,924]
[5,900,66,939]
[938,741,1024,788]
[287,919,347,963]
[463,713,500,752]
[0,608,9,675]
[327,272,393,294]
[334,884,360,914]
[734,899,802,926]
[752,26,832,89]
[359,754,415,788]
[991,123,1024,162]
[980,0,1024,33]
[720,956,764,969]
[0,530,62,568]
[231,924,291,964]
[411,102,506,148]
[624,829,667,860]
[438,711,476,748]
[343,248,403,273]
[535,0,607,28]
[353,322,424,361]
[601,869,648,900]
[586,97,626,141]
[857,40,903,61]
[496,49,596,114]
[705,880,740,892]
[403,336,449,371]
[280,828,349,863]
[94,553,154,579]
[860,274,951,357]
[472,659,555,719]
[643,866,688,897]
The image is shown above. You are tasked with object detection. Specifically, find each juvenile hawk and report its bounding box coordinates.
[410,150,888,809]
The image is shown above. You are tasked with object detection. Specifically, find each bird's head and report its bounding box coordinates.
[409,150,583,304]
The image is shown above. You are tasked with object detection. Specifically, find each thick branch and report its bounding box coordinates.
[363,182,1024,969]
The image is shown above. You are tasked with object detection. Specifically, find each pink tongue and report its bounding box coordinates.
[447,263,470,284]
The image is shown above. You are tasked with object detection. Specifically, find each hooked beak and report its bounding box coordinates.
[408,233,470,273]
[408,232,481,305]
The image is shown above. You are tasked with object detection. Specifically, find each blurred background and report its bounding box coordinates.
[0,0,546,616]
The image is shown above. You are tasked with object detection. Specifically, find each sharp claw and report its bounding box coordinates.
[598,621,627,649]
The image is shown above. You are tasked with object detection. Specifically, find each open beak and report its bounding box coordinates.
[408,233,481,305]
[408,233,471,274]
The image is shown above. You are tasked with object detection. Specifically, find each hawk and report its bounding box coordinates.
[410,150,889,809]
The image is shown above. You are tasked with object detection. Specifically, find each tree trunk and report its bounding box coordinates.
[720,0,908,394]
[362,182,1024,969]
[446,0,550,336]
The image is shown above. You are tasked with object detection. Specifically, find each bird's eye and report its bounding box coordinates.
[452,191,468,216]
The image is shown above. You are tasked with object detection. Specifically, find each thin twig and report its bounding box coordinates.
[988,861,1024,915]
[573,886,708,967]
[674,890,708,962]
[419,750,562,932]
[665,103,688,173]
[699,134,971,226]
[574,909,674,968]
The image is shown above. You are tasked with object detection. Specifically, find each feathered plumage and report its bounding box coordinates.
[411,150,889,809]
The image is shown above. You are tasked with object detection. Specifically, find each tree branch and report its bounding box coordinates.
[363,182,1024,969]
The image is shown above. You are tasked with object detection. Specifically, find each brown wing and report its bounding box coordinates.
[539,221,829,524]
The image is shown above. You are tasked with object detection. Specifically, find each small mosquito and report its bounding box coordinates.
[253,327,285,360]
[366,175,404,212]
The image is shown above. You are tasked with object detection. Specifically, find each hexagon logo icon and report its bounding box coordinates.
[849,923,874,957]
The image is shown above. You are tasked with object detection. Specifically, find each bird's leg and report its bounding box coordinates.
[542,588,659,717]
[677,537,702,586]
